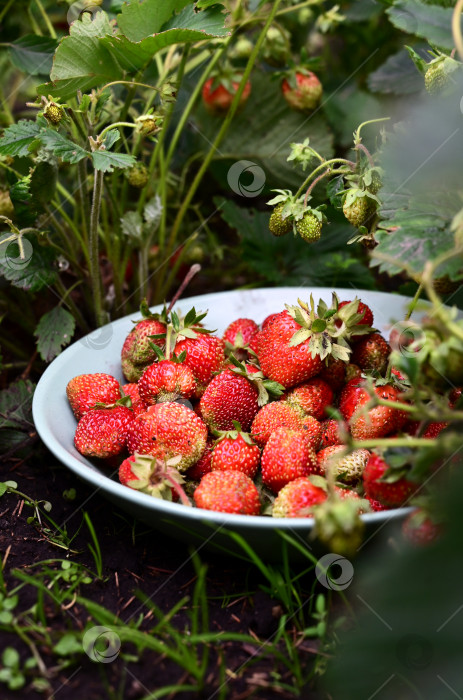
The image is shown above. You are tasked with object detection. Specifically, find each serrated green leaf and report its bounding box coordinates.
[117,0,192,41]
[69,9,114,37]
[34,306,76,362]
[91,150,136,172]
[103,129,120,150]
[0,235,57,291]
[40,130,89,164]
[0,120,41,158]
[368,48,426,95]
[9,35,57,76]
[387,0,460,49]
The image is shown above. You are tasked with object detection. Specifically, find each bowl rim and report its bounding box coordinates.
[32,286,415,532]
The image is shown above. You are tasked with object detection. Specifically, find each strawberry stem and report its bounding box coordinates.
[166,263,201,315]
[295,158,355,198]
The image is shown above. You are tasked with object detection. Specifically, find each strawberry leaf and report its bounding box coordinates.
[34,306,75,362]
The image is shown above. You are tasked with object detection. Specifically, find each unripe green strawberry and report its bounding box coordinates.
[282,71,323,112]
[316,446,370,486]
[343,196,374,228]
[127,163,149,188]
[269,203,292,237]
[425,63,450,94]
[295,212,322,243]
[44,102,63,125]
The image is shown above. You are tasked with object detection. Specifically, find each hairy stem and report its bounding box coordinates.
[89,170,105,327]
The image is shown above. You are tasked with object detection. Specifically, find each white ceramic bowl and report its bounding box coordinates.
[32,287,414,562]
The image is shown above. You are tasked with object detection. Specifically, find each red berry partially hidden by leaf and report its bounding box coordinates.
[363,452,415,507]
[272,477,327,518]
[202,77,251,114]
[282,71,322,112]
[67,373,121,420]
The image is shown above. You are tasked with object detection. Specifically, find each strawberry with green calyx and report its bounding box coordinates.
[126,402,208,472]
[251,401,306,447]
[74,396,134,459]
[138,359,196,405]
[361,166,383,195]
[202,64,251,115]
[295,208,326,243]
[121,383,147,416]
[337,299,374,335]
[121,300,168,382]
[269,202,293,237]
[67,373,122,420]
[351,332,391,375]
[210,421,260,479]
[281,67,323,112]
[222,318,259,360]
[261,426,318,494]
[227,354,285,407]
[363,449,416,507]
[136,111,163,137]
[199,368,260,432]
[119,454,190,505]
[43,98,65,125]
[316,445,371,486]
[424,55,461,95]
[194,470,261,515]
[342,188,378,229]
[272,476,327,518]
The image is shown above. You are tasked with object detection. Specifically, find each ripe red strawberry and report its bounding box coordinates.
[319,418,345,449]
[211,430,260,479]
[74,404,134,459]
[202,76,251,114]
[351,333,391,374]
[339,379,407,440]
[199,369,259,432]
[363,452,415,507]
[261,427,318,493]
[261,313,279,330]
[338,300,373,337]
[66,373,121,420]
[402,508,443,546]
[257,310,323,388]
[126,402,208,472]
[283,377,333,420]
[121,318,166,382]
[250,401,304,447]
[186,438,214,481]
[300,415,323,450]
[423,422,447,438]
[194,470,261,515]
[222,318,259,351]
[174,334,225,397]
[281,70,322,111]
[272,477,327,518]
[138,360,196,405]
[316,446,370,485]
[121,383,147,416]
[247,330,262,357]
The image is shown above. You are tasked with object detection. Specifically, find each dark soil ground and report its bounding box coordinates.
[0,447,325,700]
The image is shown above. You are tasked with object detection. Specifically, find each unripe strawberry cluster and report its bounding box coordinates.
[65,294,457,537]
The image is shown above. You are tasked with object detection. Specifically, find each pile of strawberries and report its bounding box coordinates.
[65,293,455,543]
